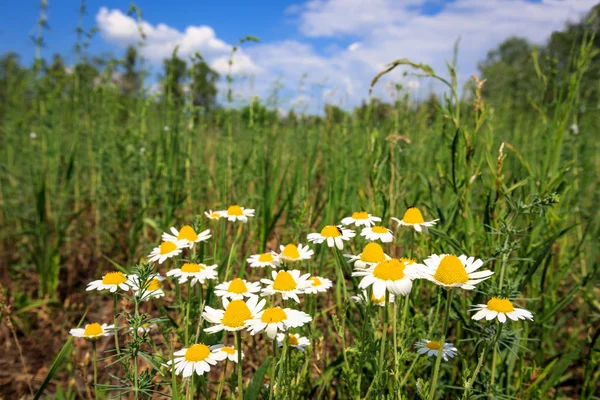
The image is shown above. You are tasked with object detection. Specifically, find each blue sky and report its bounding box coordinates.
[0,0,595,110]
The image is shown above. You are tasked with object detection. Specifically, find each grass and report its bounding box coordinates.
[0,11,599,400]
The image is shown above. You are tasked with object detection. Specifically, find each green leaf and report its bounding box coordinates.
[244,356,271,400]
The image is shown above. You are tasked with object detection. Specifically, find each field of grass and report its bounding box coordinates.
[0,13,599,400]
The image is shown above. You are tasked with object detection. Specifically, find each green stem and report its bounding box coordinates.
[400,294,410,334]
[378,291,390,381]
[490,323,504,388]
[113,294,120,356]
[393,300,398,373]
[92,341,98,399]
[216,359,228,400]
[236,331,243,400]
[185,280,192,346]
[269,340,277,400]
[428,289,453,400]
[497,236,510,292]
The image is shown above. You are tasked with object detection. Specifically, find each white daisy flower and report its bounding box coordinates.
[415,339,458,361]
[471,298,534,323]
[213,345,243,363]
[260,270,311,303]
[345,242,391,270]
[86,271,130,293]
[420,254,494,290]
[127,274,166,300]
[277,244,314,262]
[352,258,421,298]
[204,209,224,220]
[247,252,281,268]
[203,296,265,334]
[276,333,311,352]
[302,276,333,294]
[341,212,381,227]
[129,322,157,335]
[148,240,184,264]
[391,206,439,233]
[214,278,261,300]
[222,205,255,222]
[351,290,395,307]
[70,323,115,341]
[166,344,227,377]
[360,226,394,243]
[247,306,312,340]
[162,225,211,249]
[307,225,355,250]
[166,263,218,286]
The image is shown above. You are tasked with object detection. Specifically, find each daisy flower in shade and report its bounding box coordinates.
[204,209,224,220]
[420,254,493,290]
[351,290,396,307]
[352,258,421,298]
[70,323,115,341]
[247,252,281,268]
[260,270,311,303]
[276,333,310,352]
[214,278,261,300]
[166,263,218,286]
[415,339,458,361]
[247,306,312,339]
[162,225,211,248]
[391,206,439,233]
[127,274,166,300]
[213,345,243,363]
[86,271,130,293]
[307,225,355,250]
[302,276,333,294]
[203,296,265,334]
[148,240,183,264]
[341,211,381,227]
[222,205,255,222]
[345,242,390,270]
[166,344,227,377]
[471,298,534,323]
[360,226,394,243]
[278,244,313,263]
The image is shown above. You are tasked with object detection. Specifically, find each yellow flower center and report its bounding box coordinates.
[102,272,127,285]
[371,226,388,234]
[360,242,386,263]
[228,278,248,294]
[272,271,297,291]
[210,212,221,219]
[402,207,425,224]
[309,277,322,287]
[181,263,205,273]
[433,255,468,285]
[400,257,416,265]
[147,278,162,291]
[227,205,244,216]
[258,253,274,262]
[261,307,287,323]
[371,294,385,304]
[177,225,198,242]
[373,259,405,281]
[221,346,236,355]
[282,244,300,259]
[159,241,178,255]
[487,297,515,313]
[320,225,341,237]
[221,300,253,328]
[83,323,103,337]
[426,341,441,350]
[184,344,210,362]
[288,334,299,346]
[352,211,369,220]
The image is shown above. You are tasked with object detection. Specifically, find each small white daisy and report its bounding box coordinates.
[247,306,312,340]
[129,322,157,335]
[360,226,394,243]
[415,339,458,361]
[70,323,115,341]
[222,205,255,223]
[351,290,395,307]
[166,344,227,377]
[162,225,211,248]
[148,240,184,264]
[345,242,391,270]
[307,225,355,250]
[352,258,421,298]
[204,209,224,220]
[277,244,314,262]
[420,254,494,290]
[302,276,333,294]
[276,333,310,352]
[471,298,534,323]
[391,206,439,233]
[203,296,265,334]
[166,263,218,286]
[341,212,381,227]
[86,271,130,293]
[247,252,281,268]
[127,274,166,300]
[260,270,311,303]
[213,345,243,363]
[214,278,261,300]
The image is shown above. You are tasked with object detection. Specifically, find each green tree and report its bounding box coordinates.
[190,55,219,112]
[162,47,187,108]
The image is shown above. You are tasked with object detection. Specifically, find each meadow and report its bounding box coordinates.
[0,6,599,400]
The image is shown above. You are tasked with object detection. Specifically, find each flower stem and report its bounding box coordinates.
[393,300,398,372]
[236,330,243,400]
[378,291,390,381]
[216,359,228,400]
[113,294,120,356]
[92,341,98,399]
[490,323,504,387]
[427,289,453,400]
[185,280,192,346]
[269,340,277,400]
